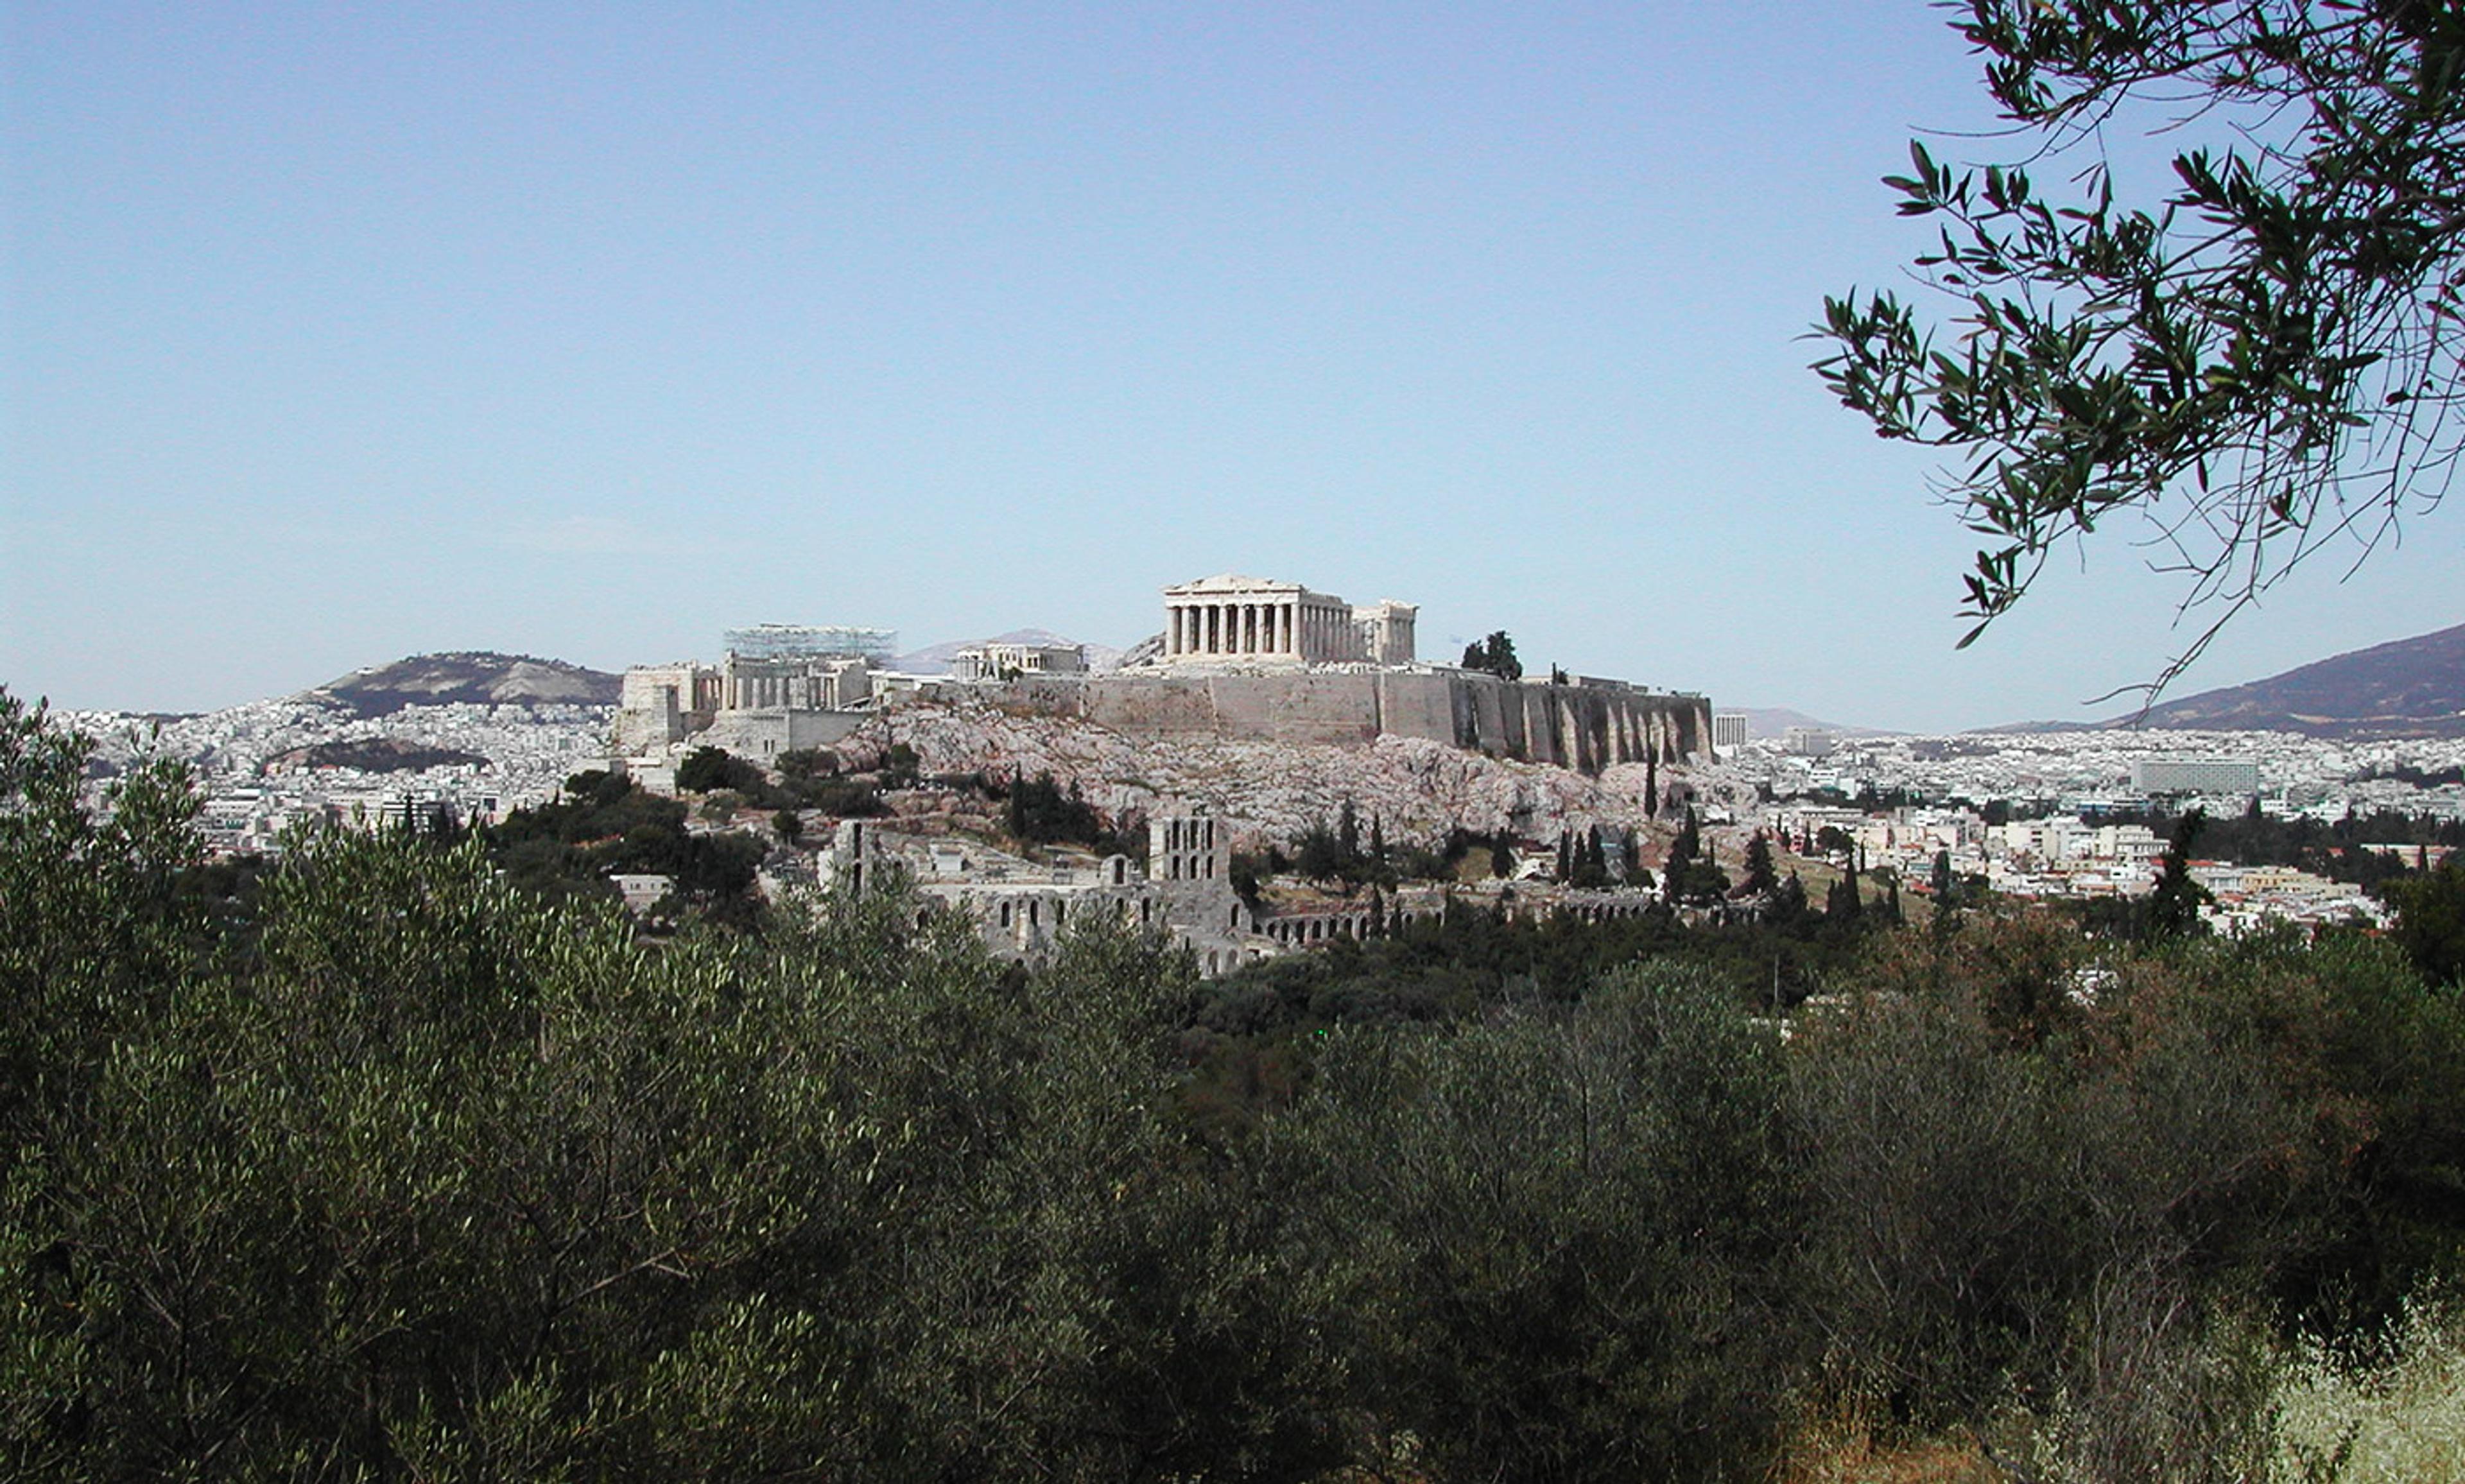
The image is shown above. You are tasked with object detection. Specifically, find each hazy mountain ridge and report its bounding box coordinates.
[2107,621,2465,738]
[1750,623,2464,739]
[1733,707,1901,740]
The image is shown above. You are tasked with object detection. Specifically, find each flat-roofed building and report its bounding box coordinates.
[2131,757,2261,795]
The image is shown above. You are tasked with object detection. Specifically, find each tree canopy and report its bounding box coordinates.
[1817,1,2465,698]
[1458,630,1523,682]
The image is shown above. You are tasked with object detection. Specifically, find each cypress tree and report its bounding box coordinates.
[2145,809,2213,940]
[1743,831,1779,896]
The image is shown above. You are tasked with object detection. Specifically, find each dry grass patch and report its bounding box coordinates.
[1777,1415,2003,1484]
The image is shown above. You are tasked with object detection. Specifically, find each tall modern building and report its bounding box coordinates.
[2131,758,2261,795]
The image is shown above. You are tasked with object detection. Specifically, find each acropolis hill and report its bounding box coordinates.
[613,573,1711,773]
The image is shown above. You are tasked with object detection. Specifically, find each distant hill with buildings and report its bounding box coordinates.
[893,630,1126,676]
[304,653,620,718]
[2110,621,2465,738]
[263,738,493,774]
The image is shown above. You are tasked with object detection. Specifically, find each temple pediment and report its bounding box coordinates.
[1162,574,1304,597]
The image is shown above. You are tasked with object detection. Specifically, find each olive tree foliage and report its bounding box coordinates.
[1268,963,1796,1483]
[1,690,1331,1480]
[2,693,206,1479]
[1785,918,2403,1481]
[1816,1,2465,698]
[0,693,202,1131]
[9,816,895,1478]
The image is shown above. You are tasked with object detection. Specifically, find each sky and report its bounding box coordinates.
[5,2,2459,733]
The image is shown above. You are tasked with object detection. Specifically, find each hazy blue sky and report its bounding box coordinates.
[6,3,2457,730]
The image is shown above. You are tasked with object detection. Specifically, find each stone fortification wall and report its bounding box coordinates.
[912,674,1099,719]
[699,708,869,759]
[1378,672,1459,748]
[614,666,702,756]
[1087,672,1386,745]
[1073,669,1709,770]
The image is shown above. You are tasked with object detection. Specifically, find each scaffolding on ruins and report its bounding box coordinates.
[722,624,897,664]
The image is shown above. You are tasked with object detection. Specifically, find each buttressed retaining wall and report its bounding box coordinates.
[1066,670,1709,770]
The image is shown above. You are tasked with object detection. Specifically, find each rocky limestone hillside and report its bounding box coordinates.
[829,695,1685,849]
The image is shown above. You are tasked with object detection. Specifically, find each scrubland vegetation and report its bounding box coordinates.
[7,691,2462,1480]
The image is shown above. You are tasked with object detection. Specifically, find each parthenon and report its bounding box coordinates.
[1160,574,1416,666]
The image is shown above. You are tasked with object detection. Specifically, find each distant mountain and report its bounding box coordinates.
[1731,707,1902,741]
[1969,718,2107,736]
[2110,621,2465,738]
[304,652,619,718]
[892,630,1126,676]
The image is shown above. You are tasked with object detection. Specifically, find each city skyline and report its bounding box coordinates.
[8,3,2460,731]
